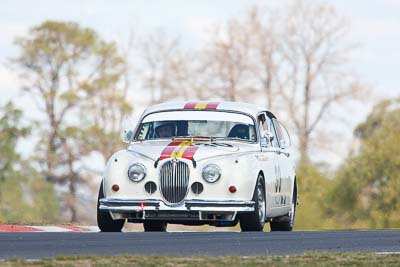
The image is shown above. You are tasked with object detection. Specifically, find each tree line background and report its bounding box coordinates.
[1,0,399,229]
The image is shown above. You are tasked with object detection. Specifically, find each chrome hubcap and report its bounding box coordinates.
[257,181,266,224]
[288,196,296,227]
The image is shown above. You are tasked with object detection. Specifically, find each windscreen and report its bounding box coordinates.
[135,111,256,142]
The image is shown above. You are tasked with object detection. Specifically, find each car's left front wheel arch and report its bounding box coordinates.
[239,173,266,232]
[97,181,125,232]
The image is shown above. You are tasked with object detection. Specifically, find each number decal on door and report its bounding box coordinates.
[274,166,282,205]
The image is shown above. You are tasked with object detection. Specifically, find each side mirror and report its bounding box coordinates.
[122,129,134,143]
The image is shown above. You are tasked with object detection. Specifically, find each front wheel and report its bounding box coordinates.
[97,182,125,232]
[239,175,266,232]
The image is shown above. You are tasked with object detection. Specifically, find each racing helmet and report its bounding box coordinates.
[154,121,177,137]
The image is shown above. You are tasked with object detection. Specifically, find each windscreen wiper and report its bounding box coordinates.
[172,136,216,142]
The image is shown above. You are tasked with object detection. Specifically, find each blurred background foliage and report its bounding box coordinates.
[295,97,400,229]
[326,97,400,229]
[0,102,58,223]
[0,0,399,229]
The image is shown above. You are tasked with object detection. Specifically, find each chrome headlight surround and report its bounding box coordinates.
[128,163,147,182]
[202,164,221,183]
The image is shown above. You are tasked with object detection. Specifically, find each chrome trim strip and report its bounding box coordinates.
[99,198,160,206]
[99,205,158,212]
[185,200,255,206]
[189,207,253,212]
[99,198,255,212]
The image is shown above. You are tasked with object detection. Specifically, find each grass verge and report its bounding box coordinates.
[1,253,400,267]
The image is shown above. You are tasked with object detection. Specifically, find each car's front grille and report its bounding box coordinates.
[159,160,190,205]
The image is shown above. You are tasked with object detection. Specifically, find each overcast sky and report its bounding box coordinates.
[1,0,399,102]
[1,0,399,164]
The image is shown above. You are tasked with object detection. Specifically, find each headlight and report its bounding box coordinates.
[202,164,221,183]
[128,163,146,182]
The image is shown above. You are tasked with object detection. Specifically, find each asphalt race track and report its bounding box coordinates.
[1,230,400,259]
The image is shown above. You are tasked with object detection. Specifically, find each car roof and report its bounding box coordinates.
[143,101,276,119]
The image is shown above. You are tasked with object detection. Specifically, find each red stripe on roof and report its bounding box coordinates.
[181,145,199,160]
[159,141,181,160]
[184,102,197,109]
[205,102,219,110]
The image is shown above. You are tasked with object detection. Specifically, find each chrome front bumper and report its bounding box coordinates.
[99,198,255,222]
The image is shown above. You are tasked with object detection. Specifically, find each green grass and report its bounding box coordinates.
[2,253,400,267]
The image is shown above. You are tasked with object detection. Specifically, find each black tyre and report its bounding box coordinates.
[239,175,266,232]
[97,182,125,232]
[143,221,167,232]
[270,182,297,231]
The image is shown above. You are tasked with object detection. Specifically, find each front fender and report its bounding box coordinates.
[103,149,155,198]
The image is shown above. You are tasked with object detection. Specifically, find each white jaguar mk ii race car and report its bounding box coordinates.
[97,101,297,232]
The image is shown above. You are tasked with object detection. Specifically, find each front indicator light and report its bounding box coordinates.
[112,184,120,192]
[229,186,237,193]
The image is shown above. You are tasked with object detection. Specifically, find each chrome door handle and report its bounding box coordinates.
[280,150,290,157]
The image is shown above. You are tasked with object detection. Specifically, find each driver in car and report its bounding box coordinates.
[155,122,176,138]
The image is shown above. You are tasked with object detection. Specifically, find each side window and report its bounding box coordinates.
[268,119,279,147]
[136,123,151,140]
[257,113,267,133]
[272,119,283,145]
[258,112,279,147]
[272,119,291,148]
[279,121,291,148]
